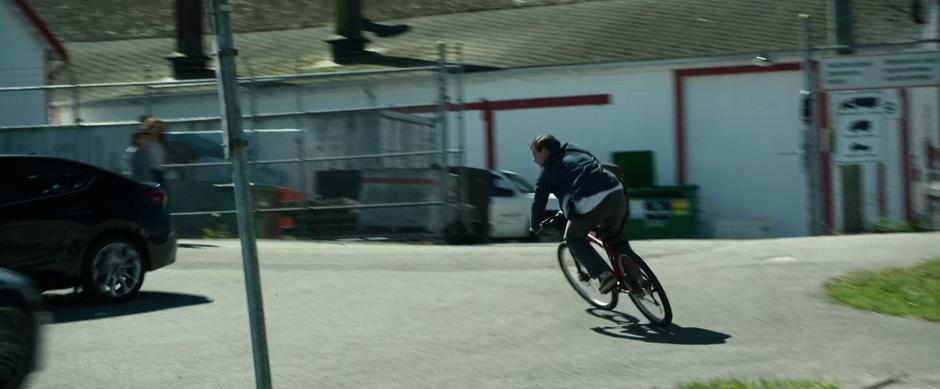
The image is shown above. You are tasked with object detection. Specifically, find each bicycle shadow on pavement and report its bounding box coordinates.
[586,308,731,345]
[45,291,213,324]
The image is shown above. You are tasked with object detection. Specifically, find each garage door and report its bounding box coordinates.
[685,70,809,237]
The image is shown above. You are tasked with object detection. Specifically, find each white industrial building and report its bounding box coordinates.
[2,0,938,238]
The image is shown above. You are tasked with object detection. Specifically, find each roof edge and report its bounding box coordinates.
[12,0,68,61]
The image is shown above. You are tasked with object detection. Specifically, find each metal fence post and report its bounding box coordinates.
[68,68,82,124]
[436,41,451,237]
[935,0,940,51]
[144,65,154,116]
[248,62,259,167]
[456,42,466,167]
[293,58,309,198]
[800,14,822,236]
[454,42,469,235]
[207,1,273,388]
[933,0,939,229]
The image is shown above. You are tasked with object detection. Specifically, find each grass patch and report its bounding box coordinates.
[868,217,918,233]
[825,259,940,322]
[677,379,838,389]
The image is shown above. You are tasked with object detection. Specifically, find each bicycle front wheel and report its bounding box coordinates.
[557,242,618,310]
[623,254,672,326]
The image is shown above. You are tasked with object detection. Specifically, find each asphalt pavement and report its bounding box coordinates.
[24,232,940,388]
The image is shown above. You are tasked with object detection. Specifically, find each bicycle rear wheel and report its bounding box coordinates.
[622,254,672,326]
[557,242,618,310]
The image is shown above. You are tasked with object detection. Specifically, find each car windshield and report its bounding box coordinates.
[505,172,536,194]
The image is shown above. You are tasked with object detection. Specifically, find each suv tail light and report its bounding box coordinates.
[141,188,168,207]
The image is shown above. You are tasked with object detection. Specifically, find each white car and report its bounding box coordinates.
[489,170,561,241]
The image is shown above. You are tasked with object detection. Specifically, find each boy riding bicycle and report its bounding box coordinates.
[529,134,642,294]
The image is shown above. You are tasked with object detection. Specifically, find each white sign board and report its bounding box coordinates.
[833,92,897,163]
[821,51,940,91]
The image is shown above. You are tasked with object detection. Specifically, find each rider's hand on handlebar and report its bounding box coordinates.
[530,224,544,235]
[533,211,563,235]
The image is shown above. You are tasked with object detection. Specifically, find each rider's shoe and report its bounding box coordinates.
[598,271,617,294]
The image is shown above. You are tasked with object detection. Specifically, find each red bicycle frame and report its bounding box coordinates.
[586,232,632,293]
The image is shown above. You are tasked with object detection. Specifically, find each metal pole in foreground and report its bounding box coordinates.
[436,41,451,237]
[207,0,273,388]
[456,42,467,167]
[68,68,81,124]
[455,42,468,234]
[800,14,822,236]
[935,0,940,51]
[144,65,154,116]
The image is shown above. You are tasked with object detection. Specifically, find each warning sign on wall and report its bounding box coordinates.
[821,51,940,91]
[833,92,896,163]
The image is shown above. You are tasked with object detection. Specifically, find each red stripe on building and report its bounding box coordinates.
[395,94,612,170]
[396,95,611,114]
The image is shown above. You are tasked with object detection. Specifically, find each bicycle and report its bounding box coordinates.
[539,212,673,326]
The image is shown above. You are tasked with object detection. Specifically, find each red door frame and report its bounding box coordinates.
[673,62,835,233]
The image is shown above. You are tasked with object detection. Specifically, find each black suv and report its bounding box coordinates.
[0,156,176,302]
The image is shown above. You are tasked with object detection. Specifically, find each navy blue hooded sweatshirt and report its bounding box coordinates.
[531,143,621,228]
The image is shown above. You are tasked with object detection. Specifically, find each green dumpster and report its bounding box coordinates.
[625,185,700,239]
[612,151,655,187]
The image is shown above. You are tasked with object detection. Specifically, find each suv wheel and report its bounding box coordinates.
[82,239,146,302]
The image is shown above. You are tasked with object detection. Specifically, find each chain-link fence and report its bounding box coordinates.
[0,47,475,241]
